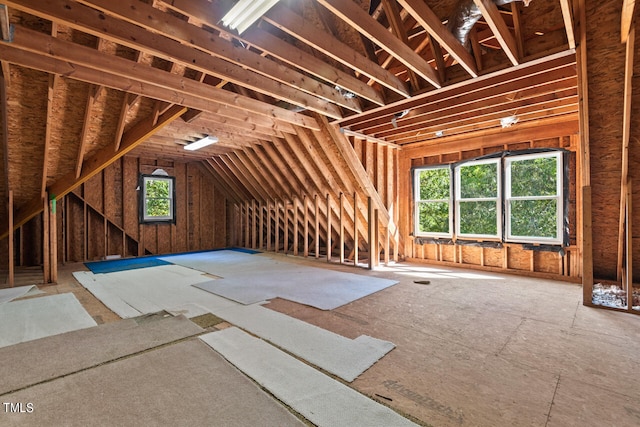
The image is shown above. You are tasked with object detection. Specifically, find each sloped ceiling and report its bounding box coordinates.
[0,0,576,235]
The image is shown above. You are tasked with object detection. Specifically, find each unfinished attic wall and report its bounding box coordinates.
[227,118,399,266]
[4,156,228,267]
[584,0,639,282]
[398,122,580,282]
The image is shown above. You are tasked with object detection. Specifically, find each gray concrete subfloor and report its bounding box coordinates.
[4,256,640,426]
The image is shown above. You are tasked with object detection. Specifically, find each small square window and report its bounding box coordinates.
[139,174,176,224]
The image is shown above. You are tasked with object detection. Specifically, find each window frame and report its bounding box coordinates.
[504,152,564,245]
[454,158,502,240]
[138,174,176,224]
[413,166,453,238]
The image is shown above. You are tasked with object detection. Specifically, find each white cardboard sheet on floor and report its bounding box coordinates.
[164,250,398,310]
[0,285,38,304]
[0,293,97,348]
[73,263,395,382]
[215,303,395,382]
[200,327,417,427]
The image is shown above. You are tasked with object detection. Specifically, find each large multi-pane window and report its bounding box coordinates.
[455,159,500,239]
[413,151,565,245]
[139,174,176,224]
[505,152,563,244]
[414,167,452,237]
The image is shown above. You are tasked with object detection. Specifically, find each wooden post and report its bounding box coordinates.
[251,200,257,250]
[626,179,633,311]
[582,186,594,306]
[293,197,299,256]
[244,201,250,248]
[384,225,390,265]
[368,197,375,269]
[283,199,289,254]
[49,198,58,283]
[314,195,320,258]
[259,202,264,250]
[275,200,280,253]
[43,195,51,284]
[353,192,359,266]
[266,201,272,252]
[326,194,332,262]
[374,208,380,267]
[303,195,309,257]
[8,190,14,287]
[339,193,345,264]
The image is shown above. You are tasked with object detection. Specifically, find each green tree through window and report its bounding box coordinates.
[415,167,451,236]
[140,174,175,223]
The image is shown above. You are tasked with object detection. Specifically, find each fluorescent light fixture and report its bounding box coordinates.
[221,0,280,34]
[184,136,218,151]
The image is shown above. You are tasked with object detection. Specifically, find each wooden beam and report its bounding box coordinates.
[622,0,637,42]
[339,192,345,264]
[303,195,309,257]
[473,0,519,65]
[618,25,635,281]
[264,5,410,98]
[0,105,186,241]
[43,195,50,284]
[625,179,633,311]
[0,65,9,206]
[317,0,441,88]
[353,192,359,266]
[75,84,101,179]
[382,0,421,92]
[42,74,58,198]
[398,0,478,78]
[315,195,320,258]
[49,198,57,283]
[1,24,319,130]
[326,194,332,262]
[559,0,576,49]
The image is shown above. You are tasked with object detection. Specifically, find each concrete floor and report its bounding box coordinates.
[3,255,640,426]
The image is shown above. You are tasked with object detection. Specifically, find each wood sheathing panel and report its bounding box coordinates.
[30,157,229,263]
[585,0,625,280]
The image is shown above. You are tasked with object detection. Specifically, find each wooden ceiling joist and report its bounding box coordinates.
[621,0,636,42]
[473,0,519,65]
[0,26,319,131]
[263,5,411,98]
[316,0,441,89]
[397,0,478,78]
[5,0,343,120]
[74,0,362,115]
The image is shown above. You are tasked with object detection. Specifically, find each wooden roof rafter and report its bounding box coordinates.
[473,0,519,65]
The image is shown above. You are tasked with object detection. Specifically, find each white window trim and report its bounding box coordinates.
[141,175,175,223]
[454,158,502,240]
[413,166,453,238]
[505,152,564,244]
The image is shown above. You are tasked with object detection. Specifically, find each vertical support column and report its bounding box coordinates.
[8,190,14,287]
[626,179,633,311]
[275,200,280,253]
[353,192,359,266]
[50,197,58,283]
[244,201,250,248]
[43,194,51,284]
[293,197,299,256]
[314,195,320,258]
[582,186,594,306]
[374,208,380,267]
[259,202,265,250]
[266,201,272,252]
[339,193,345,264]
[251,200,257,250]
[283,199,289,254]
[303,195,309,257]
[326,194,332,262]
[368,197,375,270]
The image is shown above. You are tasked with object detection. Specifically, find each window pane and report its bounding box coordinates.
[417,202,449,234]
[146,179,170,199]
[459,163,497,198]
[459,201,497,235]
[419,168,450,200]
[510,157,557,197]
[146,199,170,218]
[510,199,557,238]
